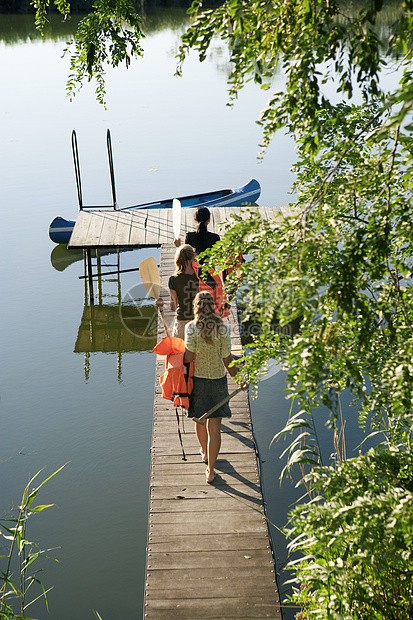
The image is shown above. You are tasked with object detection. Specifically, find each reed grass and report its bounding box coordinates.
[0,464,68,619]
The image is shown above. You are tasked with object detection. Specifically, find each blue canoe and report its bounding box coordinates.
[49,179,261,244]
[49,217,77,245]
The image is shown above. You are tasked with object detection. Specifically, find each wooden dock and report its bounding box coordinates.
[67,205,293,249]
[67,204,287,616]
[144,245,282,618]
[68,206,280,302]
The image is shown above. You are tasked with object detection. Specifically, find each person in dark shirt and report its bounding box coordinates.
[155,245,198,339]
[182,206,222,295]
[175,206,220,256]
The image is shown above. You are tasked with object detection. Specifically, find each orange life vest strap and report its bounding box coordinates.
[192,260,230,318]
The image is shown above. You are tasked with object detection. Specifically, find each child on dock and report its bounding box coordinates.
[184,291,239,484]
[156,245,198,340]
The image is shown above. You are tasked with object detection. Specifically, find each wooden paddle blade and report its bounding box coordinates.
[172,198,181,240]
[139,257,161,299]
[139,257,170,336]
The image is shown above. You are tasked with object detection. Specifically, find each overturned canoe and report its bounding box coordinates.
[121,178,261,211]
[49,217,77,245]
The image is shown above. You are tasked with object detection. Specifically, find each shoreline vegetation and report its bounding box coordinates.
[0,0,223,15]
[0,0,223,43]
[0,466,68,619]
[0,7,190,42]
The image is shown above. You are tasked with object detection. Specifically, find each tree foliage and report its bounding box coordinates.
[179,1,413,615]
[284,447,413,619]
[177,0,413,154]
[31,0,144,104]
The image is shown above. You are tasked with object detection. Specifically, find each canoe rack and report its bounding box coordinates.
[72,128,118,211]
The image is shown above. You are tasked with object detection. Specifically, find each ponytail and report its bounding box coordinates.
[194,206,211,249]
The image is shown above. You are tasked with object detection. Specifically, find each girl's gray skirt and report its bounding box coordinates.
[187,376,232,419]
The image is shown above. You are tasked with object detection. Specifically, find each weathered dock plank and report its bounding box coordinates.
[68,205,290,249]
[112,211,133,246]
[99,211,119,245]
[144,598,280,619]
[70,210,94,247]
[147,532,269,550]
[144,244,282,619]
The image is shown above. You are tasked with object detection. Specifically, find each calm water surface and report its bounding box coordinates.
[0,10,381,620]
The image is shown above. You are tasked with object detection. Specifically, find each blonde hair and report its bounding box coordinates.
[174,244,195,274]
[193,291,223,344]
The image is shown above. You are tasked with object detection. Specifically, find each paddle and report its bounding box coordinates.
[172,198,181,244]
[193,354,283,425]
[193,386,243,425]
[139,257,170,337]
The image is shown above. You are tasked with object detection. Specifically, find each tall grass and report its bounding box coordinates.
[0,464,67,619]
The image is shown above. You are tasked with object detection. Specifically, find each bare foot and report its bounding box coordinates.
[206,467,216,484]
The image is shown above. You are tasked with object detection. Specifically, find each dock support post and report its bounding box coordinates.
[86,249,94,304]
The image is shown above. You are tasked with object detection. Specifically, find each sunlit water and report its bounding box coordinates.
[0,10,394,619]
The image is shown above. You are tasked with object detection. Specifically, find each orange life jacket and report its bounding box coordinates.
[152,337,194,409]
[192,260,230,318]
[224,252,244,278]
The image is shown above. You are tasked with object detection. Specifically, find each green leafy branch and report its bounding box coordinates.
[30,0,145,106]
[31,0,71,33]
[176,0,413,156]
[63,0,144,106]
[201,94,413,483]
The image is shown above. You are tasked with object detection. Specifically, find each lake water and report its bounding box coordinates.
[0,9,382,620]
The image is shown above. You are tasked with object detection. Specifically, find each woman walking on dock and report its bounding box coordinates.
[184,291,238,483]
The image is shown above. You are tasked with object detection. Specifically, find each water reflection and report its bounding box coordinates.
[0,9,192,42]
[50,244,137,271]
[0,4,405,50]
[74,269,157,382]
